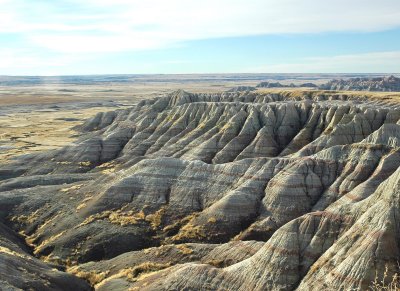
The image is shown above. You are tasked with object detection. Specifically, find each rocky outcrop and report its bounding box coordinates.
[226,86,256,92]
[256,81,287,88]
[0,90,399,290]
[320,75,400,91]
[69,240,263,290]
[0,220,90,290]
[256,82,317,89]
[299,82,318,87]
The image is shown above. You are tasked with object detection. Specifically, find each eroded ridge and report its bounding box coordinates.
[0,90,399,290]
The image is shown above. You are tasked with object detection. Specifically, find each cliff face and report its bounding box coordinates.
[0,90,399,290]
[320,75,400,91]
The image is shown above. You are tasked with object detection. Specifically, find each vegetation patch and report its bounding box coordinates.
[208,217,217,223]
[172,222,206,241]
[175,244,193,255]
[370,265,400,291]
[96,262,171,287]
[145,207,166,230]
[33,230,66,256]
[78,209,147,227]
[75,195,93,211]
[68,267,109,285]
[0,246,32,260]
[204,259,225,268]
[61,184,83,193]
[79,161,92,167]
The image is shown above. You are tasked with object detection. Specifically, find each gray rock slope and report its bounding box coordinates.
[320,75,400,92]
[0,90,399,290]
[0,220,90,290]
[226,86,256,92]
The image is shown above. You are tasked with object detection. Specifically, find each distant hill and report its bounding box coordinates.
[226,86,256,92]
[319,75,400,92]
[299,82,318,88]
[257,81,318,88]
[256,81,289,88]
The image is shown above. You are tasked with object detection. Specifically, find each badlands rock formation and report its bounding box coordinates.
[226,86,256,92]
[256,81,288,88]
[0,90,399,290]
[299,82,318,88]
[320,75,400,92]
[256,82,317,89]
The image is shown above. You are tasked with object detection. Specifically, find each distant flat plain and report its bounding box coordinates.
[1,73,398,161]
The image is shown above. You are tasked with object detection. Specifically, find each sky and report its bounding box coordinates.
[1,0,400,75]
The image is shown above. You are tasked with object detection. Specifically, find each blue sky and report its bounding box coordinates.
[1,0,400,75]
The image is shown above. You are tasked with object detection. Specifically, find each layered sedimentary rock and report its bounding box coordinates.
[320,75,400,92]
[299,82,318,88]
[256,81,318,89]
[256,81,287,88]
[0,90,399,290]
[0,221,90,290]
[226,86,256,92]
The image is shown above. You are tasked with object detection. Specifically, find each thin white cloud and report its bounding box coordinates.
[251,51,400,73]
[1,0,400,53]
[1,0,400,74]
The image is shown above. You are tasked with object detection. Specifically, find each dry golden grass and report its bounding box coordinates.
[145,207,165,229]
[78,211,112,226]
[172,223,206,241]
[68,267,110,285]
[164,212,206,241]
[98,162,114,168]
[61,184,83,193]
[33,214,61,235]
[91,262,171,288]
[204,259,225,268]
[108,211,139,226]
[0,246,32,260]
[98,162,117,174]
[143,245,170,256]
[110,262,171,282]
[78,209,147,227]
[41,253,75,267]
[74,195,93,211]
[101,168,116,174]
[79,161,92,167]
[207,217,217,223]
[162,213,195,233]
[33,230,66,256]
[57,161,72,165]
[76,203,86,211]
[175,244,193,255]
[370,265,400,291]
[10,208,44,225]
